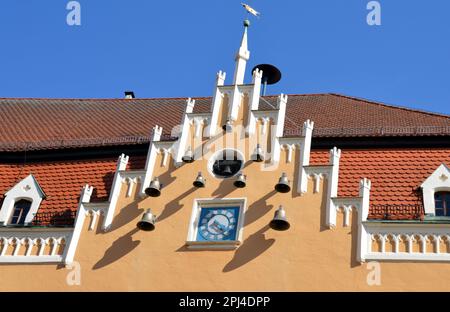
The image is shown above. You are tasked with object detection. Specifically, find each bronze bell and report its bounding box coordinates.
[182,147,194,163]
[193,172,206,188]
[251,144,264,162]
[137,209,156,231]
[145,177,161,197]
[275,172,291,193]
[222,165,233,176]
[269,206,290,231]
[233,172,246,188]
[222,119,233,132]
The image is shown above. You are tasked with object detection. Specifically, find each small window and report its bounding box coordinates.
[10,199,32,225]
[435,192,450,216]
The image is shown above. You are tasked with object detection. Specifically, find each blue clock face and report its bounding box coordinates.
[196,207,240,242]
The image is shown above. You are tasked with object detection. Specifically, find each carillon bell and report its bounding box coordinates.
[193,172,206,188]
[222,119,233,132]
[182,147,194,163]
[251,144,264,162]
[137,209,157,231]
[269,206,290,231]
[233,172,247,188]
[222,165,233,176]
[275,172,291,193]
[145,177,161,197]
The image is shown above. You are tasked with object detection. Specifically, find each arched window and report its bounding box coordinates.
[10,199,32,225]
[435,192,450,217]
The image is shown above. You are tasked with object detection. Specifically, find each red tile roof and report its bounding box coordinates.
[0,148,447,221]
[310,148,450,219]
[0,93,448,152]
[0,157,145,220]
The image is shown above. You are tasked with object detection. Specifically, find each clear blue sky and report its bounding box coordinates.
[0,0,449,115]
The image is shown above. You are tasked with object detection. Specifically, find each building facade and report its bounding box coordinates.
[0,21,450,291]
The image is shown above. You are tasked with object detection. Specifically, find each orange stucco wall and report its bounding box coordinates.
[1,97,450,291]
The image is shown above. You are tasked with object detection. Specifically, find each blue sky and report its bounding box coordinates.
[0,0,449,115]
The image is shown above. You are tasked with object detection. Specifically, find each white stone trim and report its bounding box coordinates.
[186,198,247,250]
[102,154,129,231]
[0,256,62,263]
[280,142,301,164]
[275,94,288,138]
[140,125,163,196]
[421,164,450,215]
[191,117,209,139]
[0,174,45,225]
[357,178,371,262]
[362,224,450,262]
[246,69,263,135]
[174,98,195,164]
[63,184,93,265]
[325,147,342,228]
[0,229,72,263]
[232,24,250,85]
[208,71,227,138]
[297,120,314,194]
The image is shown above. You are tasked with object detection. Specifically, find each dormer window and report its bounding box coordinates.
[435,192,450,217]
[0,174,45,226]
[421,164,450,216]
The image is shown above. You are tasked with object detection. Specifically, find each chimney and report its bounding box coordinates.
[124,91,135,99]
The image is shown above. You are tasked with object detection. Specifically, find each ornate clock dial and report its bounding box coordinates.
[197,207,239,241]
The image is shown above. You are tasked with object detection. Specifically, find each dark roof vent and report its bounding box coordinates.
[124,91,135,99]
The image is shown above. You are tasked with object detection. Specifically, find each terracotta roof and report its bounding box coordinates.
[0,148,447,221]
[0,157,146,223]
[310,148,450,220]
[0,93,448,152]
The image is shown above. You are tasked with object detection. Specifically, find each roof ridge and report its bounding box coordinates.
[0,93,448,120]
[0,96,212,101]
[328,93,450,119]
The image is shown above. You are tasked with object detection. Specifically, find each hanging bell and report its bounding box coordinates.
[269,206,290,231]
[275,172,291,193]
[193,172,206,188]
[145,177,161,197]
[234,172,247,188]
[182,147,194,163]
[222,165,233,176]
[251,144,264,162]
[137,209,156,231]
[222,119,233,132]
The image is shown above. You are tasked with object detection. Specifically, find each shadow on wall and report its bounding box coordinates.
[156,161,177,189]
[211,178,237,198]
[291,151,301,198]
[93,227,140,270]
[244,190,277,226]
[104,201,144,233]
[350,208,361,268]
[223,225,275,272]
[157,186,197,223]
[319,180,329,232]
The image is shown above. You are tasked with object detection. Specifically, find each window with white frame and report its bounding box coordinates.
[435,192,450,217]
[186,198,246,249]
[10,199,32,225]
[421,164,450,216]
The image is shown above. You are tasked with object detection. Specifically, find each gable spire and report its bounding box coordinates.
[233,19,251,85]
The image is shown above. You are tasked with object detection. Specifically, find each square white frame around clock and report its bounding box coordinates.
[186,198,247,250]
